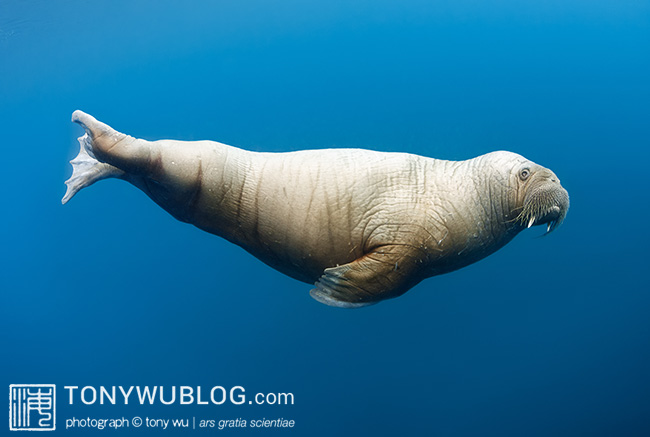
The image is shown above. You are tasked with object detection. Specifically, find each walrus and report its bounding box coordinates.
[63,110,569,308]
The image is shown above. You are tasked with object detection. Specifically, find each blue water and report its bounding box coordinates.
[1,1,649,435]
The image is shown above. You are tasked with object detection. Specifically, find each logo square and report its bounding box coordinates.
[9,384,56,431]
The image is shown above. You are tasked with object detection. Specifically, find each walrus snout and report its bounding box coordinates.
[519,173,569,234]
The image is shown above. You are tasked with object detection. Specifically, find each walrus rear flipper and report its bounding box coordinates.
[62,111,126,204]
[310,248,421,308]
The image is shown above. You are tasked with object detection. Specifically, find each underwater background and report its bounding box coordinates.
[1,0,649,435]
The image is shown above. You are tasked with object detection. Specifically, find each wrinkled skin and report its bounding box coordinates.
[64,111,569,308]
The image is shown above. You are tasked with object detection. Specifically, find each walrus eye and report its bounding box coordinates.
[519,168,530,181]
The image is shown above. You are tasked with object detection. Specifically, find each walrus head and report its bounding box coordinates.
[513,163,569,234]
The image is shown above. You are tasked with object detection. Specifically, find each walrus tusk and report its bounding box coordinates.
[527,217,536,229]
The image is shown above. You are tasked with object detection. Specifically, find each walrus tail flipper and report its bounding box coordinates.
[310,248,422,308]
[62,111,126,204]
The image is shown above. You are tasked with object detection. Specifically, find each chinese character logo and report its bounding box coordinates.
[9,384,56,431]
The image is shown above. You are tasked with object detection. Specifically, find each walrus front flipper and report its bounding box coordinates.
[62,111,126,204]
[310,265,377,308]
[310,248,423,308]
